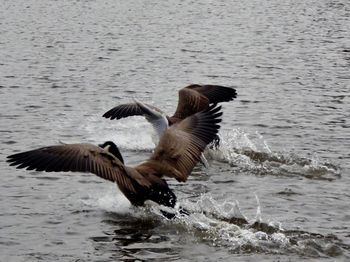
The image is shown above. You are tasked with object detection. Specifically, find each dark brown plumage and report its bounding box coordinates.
[7,105,222,211]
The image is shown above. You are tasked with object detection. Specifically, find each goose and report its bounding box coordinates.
[7,105,222,218]
[103,84,236,140]
[103,84,236,167]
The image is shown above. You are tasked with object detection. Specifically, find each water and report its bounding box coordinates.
[1,0,349,261]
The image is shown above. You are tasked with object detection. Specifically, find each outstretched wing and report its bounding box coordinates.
[103,101,168,138]
[171,84,236,120]
[186,84,237,104]
[136,104,222,182]
[171,87,210,120]
[104,103,150,120]
[7,143,151,192]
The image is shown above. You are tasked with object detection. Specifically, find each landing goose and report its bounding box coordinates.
[7,105,222,216]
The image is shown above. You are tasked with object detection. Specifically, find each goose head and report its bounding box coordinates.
[99,141,124,164]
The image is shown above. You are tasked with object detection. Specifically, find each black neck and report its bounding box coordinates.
[100,141,124,164]
[110,145,124,164]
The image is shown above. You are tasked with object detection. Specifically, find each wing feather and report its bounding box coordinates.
[172,88,209,120]
[7,143,151,193]
[103,102,169,138]
[185,84,237,104]
[102,103,144,120]
[137,105,222,182]
[171,84,236,121]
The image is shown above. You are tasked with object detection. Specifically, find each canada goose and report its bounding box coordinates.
[103,84,236,138]
[7,105,222,217]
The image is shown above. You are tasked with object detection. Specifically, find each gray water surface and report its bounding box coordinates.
[1,0,349,261]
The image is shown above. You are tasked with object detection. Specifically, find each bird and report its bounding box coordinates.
[7,105,222,218]
[103,84,236,167]
[103,84,236,139]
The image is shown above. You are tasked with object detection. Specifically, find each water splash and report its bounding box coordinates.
[254,194,262,223]
[83,189,346,258]
[63,114,157,151]
[80,184,132,214]
[209,129,341,180]
[170,193,291,253]
[174,194,345,257]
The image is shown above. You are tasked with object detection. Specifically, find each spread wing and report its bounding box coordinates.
[103,102,162,120]
[136,104,222,182]
[103,103,145,120]
[171,88,210,120]
[185,84,237,104]
[7,143,151,192]
[103,101,168,138]
[171,84,236,120]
